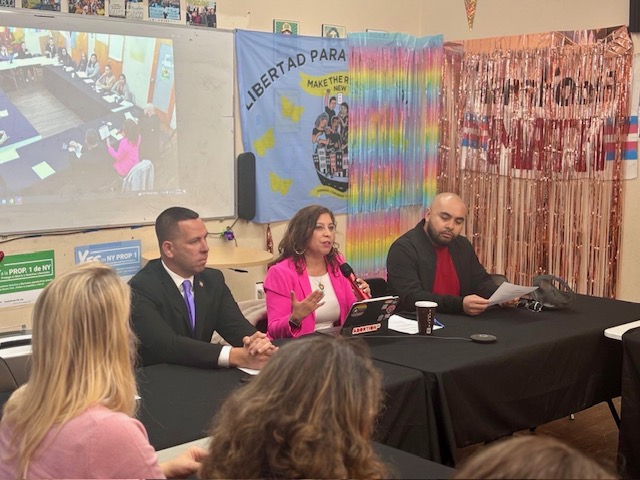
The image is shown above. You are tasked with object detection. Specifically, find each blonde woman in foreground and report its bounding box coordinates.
[199,335,389,479]
[0,262,204,479]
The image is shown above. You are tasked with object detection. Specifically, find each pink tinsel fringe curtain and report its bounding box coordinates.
[438,27,632,297]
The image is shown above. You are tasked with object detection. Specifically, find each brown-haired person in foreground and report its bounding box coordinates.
[453,435,615,479]
[199,335,388,479]
[0,263,205,479]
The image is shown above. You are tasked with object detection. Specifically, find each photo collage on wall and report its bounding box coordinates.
[105,0,143,20]
[2,0,184,23]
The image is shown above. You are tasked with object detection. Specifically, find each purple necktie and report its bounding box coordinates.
[182,279,195,331]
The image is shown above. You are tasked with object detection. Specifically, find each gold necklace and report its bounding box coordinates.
[311,275,325,291]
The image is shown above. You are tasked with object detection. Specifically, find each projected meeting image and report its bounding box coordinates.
[0,27,177,200]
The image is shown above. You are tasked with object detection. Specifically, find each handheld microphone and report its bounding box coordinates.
[339,263,371,301]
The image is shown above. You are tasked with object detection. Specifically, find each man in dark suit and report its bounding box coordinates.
[130,206,276,368]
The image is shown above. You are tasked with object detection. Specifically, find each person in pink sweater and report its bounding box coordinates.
[264,205,370,339]
[0,263,204,479]
[107,118,141,177]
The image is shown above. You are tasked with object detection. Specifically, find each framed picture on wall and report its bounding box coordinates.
[148,0,182,24]
[273,19,299,35]
[22,0,59,11]
[69,0,105,15]
[186,1,216,28]
[322,24,346,38]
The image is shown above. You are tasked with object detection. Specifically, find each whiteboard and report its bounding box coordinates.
[0,9,235,234]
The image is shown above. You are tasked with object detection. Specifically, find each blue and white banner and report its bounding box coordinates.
[74,240,142,281]
[236,30,349,223]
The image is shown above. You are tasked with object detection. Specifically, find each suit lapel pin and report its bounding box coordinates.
[199,280,204,287]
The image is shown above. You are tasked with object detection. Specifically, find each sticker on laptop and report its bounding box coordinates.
[352,323,382,335]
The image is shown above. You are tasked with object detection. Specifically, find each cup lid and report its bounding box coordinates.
[415,301,438,308]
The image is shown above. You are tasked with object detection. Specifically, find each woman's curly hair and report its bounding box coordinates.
[199,336,388,479]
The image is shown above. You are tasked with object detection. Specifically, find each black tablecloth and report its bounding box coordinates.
[3,128,82,193]
[618,327,640,478]
[365,294,640,465]
[43,65,113,121]
[136,360,431,458]
[373,442,454,479]
[0,90,40,148]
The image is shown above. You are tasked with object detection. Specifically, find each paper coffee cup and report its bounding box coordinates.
[415,301,438,335]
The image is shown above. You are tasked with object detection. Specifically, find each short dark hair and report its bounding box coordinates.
[85,129,99,148]
[155,207,199,247]
[122,118,140,142]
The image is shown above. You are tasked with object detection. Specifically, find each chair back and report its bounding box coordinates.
[0,332,32,387]
[0,357,18,393]
[365,277,388,298]
[122,159,154,191]
[490,273,508,286]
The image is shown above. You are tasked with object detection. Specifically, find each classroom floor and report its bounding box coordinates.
[456,398,621,473]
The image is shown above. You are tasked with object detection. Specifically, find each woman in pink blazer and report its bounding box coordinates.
[264,205,370,339]
[107,118,141,177]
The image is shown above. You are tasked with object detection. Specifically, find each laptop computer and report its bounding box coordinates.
[318,295,399,337]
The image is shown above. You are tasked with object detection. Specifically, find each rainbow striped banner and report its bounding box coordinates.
[346,33,443,278]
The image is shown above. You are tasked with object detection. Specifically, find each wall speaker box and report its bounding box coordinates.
[237,152,256,221]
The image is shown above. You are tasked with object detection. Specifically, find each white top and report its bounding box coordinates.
[309,273,340,331]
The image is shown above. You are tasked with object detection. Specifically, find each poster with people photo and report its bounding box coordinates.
[22,0,60,11]
[186,0,216,27]
[148,0,181,23]
[108,0,125,17]
[69,0,105,15]
[126,0,144,20]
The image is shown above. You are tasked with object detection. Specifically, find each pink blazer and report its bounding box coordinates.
[264,257,357,339]
[108,135,141,177]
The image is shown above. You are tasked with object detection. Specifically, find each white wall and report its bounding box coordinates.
[1,0,633,331]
